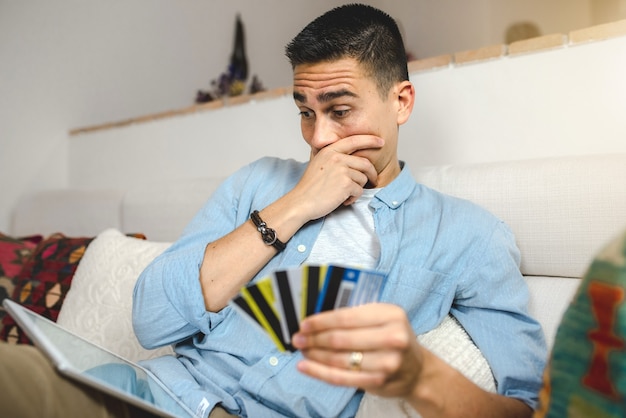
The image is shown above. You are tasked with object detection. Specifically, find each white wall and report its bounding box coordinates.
[592,0,626,25]
[68,34,626,190]
[69,95,308,189]
[0,0,333,232]
[389,0,591,59]
[488,0,591,43]
[0,0,608,231]
[402,35,626,168]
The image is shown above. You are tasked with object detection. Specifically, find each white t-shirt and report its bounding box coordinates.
[305,188,380,270]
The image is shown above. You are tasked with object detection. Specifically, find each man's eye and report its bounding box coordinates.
[299,110,312,119]
[333,109,349,118]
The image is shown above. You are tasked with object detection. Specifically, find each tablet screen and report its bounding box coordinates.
[3,300,195,418]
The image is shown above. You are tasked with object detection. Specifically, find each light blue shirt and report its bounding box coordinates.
[133,157,547,417]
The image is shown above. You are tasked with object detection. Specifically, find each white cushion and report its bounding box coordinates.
[11,189,124,237]
[415,153,626,279]
[122,177,225,242]
[57,228,173,362]
[525,275,580,350]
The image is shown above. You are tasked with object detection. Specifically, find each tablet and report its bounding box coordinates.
[3,299,197,418]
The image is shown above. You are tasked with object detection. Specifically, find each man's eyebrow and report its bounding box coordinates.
[293,89,357,104]
[293,92,306,103]
[317,89,357,103]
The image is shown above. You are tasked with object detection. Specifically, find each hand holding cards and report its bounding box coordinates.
[230,264,386,352]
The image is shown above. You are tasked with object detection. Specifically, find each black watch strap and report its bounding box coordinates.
[250,210,287,252]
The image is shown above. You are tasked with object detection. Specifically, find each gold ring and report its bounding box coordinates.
[349,351,363,371]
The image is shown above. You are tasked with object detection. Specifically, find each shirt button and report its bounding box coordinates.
[269,356,279,366]
[297,244,306,253]
[392,201,399,207]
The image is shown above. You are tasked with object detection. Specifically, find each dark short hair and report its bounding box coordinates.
[285,3,409,99]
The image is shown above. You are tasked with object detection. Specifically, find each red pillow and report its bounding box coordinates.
[0,233,43,331]
[1,233,93,344]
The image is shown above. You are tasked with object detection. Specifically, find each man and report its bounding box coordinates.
[0,4,546,418]
[133,3,546,418]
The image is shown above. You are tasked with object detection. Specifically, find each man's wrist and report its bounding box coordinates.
[250,210,287,252]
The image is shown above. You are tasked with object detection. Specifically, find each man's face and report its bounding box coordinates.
[292,58,403,179]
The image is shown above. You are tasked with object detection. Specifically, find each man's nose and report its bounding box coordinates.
[309,117,339,150]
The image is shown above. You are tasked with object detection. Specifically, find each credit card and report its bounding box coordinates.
[230,264,386,352]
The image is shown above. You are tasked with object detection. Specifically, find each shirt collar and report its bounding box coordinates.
[372,161,416,209]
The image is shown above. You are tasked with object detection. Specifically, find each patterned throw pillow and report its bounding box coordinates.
[0,233,43,331]
[533,229,626,417]
[0,233,93,344]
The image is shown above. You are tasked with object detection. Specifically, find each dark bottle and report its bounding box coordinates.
[229,14,248,95]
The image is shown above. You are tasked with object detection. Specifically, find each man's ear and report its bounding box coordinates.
[395,80,415,125]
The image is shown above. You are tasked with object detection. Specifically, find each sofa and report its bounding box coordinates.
[1,152,625,416]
